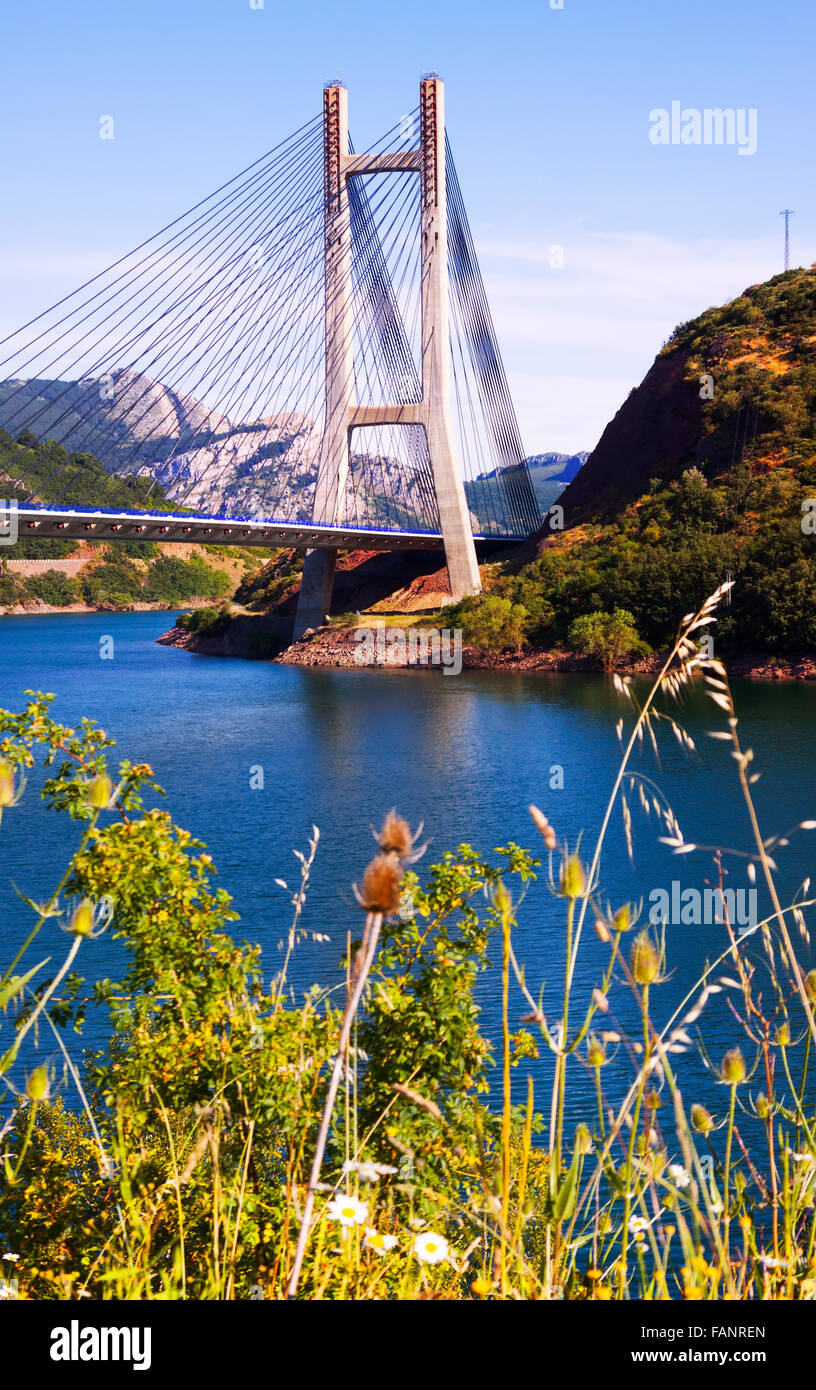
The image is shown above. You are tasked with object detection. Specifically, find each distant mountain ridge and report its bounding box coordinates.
[0,368,588,532]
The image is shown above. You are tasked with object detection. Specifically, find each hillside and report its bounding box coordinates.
[561,268,816,519]
[482,266,816,656]
[0,428,272,613]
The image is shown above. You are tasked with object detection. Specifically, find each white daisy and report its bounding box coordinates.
[364,1229,399,1255]
[628,1215,650,1234]
[412,1231,449,1264]
[669,1164,691,1188]
[342,1159,398,1183]
[325,1194,368,1227]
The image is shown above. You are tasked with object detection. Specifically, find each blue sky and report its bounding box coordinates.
[1,0,813,451]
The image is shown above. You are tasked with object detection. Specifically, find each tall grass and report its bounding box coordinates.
[1,582,816,1300]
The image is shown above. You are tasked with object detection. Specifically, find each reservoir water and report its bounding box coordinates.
[2,609,815,1130]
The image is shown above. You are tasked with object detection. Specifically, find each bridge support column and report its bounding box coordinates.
[419,76,481,602]
[294,76,480,641]
[295,83,353,639]
[294,546,337,637]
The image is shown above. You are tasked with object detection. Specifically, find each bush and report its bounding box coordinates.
[24,571,79,606]
[446,593,529,664]
[568,607,649,671]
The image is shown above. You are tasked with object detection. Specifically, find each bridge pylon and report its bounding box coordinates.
[293,76,481,638]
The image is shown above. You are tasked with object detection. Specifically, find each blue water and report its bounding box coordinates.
[2,610,815,1133]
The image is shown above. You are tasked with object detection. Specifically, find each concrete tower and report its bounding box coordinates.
[293,77,481,638]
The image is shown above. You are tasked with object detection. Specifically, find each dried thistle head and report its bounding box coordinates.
[376,811,424,863]
[358,853,403,916]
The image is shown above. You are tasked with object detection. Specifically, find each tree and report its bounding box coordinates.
[459,594,529,665]
[568,608,649,672]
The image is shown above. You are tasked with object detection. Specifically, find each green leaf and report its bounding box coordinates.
[0,957,50,1010]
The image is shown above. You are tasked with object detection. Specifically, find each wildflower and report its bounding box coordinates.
[1,1254,19,1262]
[586,1035,607,1068]
[0,759,25,815]
[364,1229,398,1255]
[669,1164,690,1189]
[691,1103,714,1134]
[559,855,585,899]
[86,773,114,810]
[628,1216,650,1234]
[325,1194,368,1227]
[756,1092,771,1120]
[357,854,403,915]
[25,1065,51,1103]
[69,899,95,937]
[721,1047,747,1085]
[342,1159,398,1183]
[471,1277,494,1296]
[574,1123,593,1156]
[630,932,661,986]
[612,904,632,933]
[64,895,113,939]
[412,1232,449,1265]
[0,760,18,806]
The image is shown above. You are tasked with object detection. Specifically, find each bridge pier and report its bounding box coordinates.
[294,77,480,641]
[294,546,337,635]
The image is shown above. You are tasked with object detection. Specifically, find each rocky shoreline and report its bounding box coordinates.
[157,618,816,680]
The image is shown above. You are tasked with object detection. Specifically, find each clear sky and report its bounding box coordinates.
[1,0,813,452]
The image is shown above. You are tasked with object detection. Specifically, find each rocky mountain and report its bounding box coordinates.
[0,369,435,527]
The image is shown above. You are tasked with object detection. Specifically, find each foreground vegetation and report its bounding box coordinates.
[1,583,815,1300]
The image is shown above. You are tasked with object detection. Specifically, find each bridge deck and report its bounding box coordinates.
[13,507,524,550]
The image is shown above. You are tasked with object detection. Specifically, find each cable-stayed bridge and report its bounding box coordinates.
[0,77,540,634]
